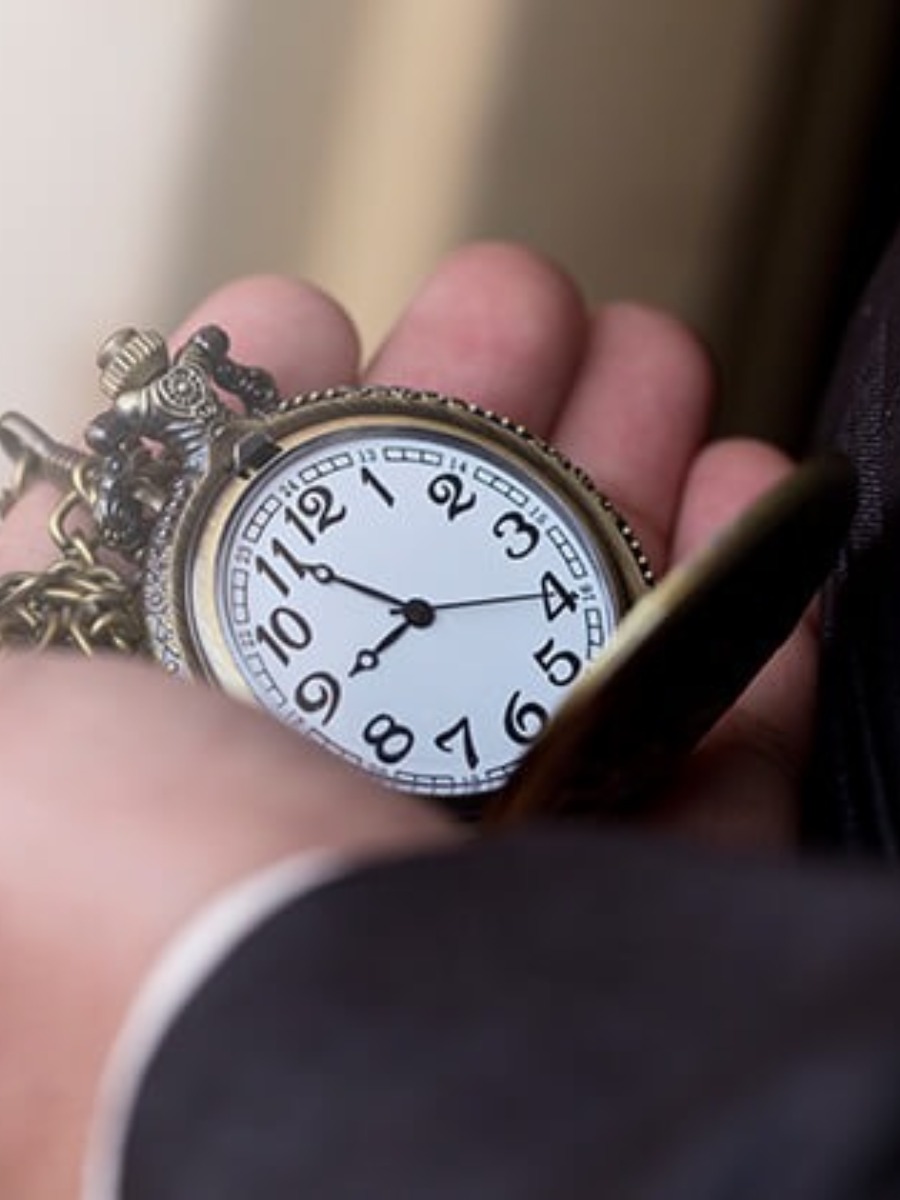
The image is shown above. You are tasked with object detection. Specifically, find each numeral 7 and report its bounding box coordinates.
[434,715,480,770]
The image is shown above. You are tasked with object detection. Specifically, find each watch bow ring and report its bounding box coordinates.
[0,326,653,817]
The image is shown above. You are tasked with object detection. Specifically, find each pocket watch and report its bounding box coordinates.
[0,327,857,824]
[0,325,652,813]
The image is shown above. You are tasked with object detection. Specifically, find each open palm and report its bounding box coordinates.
[0,243,816,1197]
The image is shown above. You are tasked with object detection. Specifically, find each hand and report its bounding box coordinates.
[0,246,815,1196]
[427,590,544,612]
[349,616,417,675]
[291,559,409,609]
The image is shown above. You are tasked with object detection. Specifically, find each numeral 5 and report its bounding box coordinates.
[533,637,580,687]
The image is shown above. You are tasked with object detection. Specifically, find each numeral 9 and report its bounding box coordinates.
[295,672,342,725]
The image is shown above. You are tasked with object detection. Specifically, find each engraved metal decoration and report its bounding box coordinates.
[85,325,280,553]
[0,326,280,653]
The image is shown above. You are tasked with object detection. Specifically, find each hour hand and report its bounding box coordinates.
[349,619,412,676]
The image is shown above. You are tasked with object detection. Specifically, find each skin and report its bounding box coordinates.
[0,243,815,1197]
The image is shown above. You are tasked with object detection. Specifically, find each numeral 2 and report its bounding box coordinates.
[428,473,477,520]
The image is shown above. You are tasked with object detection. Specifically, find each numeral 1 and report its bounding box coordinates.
[360,466,396,507]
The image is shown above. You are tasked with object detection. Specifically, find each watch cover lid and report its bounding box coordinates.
[489,454,857,824]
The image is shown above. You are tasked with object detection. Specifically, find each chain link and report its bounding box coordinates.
[0,445,146,656]
[0,447,35,517]
[0,325,284,659]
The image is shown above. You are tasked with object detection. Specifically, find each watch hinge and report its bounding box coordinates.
[232,433,280,477]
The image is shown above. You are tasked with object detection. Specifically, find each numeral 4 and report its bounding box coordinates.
[540,570,578,621]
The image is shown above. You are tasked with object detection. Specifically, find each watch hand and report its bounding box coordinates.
[349,619,413,677]
[408,590,545,613]
[294,560,407,608]
[348,597,438,677]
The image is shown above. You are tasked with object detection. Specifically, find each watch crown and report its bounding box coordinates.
[97,328,169,399]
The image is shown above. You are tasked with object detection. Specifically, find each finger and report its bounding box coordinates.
[669,437,796,564]
[552,304,717,572]
[365,242,589,433]
[170,272,361,395]
[649,439,816,849]
[0,276,361,573]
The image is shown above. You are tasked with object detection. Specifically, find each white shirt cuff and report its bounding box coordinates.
[81,850,351,1200]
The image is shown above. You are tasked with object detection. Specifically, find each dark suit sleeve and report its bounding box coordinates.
[812,225,900,854]
[95,827,900,1200]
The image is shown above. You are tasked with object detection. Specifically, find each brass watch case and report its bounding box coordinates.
[140,386,654,706]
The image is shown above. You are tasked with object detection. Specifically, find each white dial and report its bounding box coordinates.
[204,417,633,803]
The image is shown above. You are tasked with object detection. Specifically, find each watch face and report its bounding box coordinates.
[188,402,646,804]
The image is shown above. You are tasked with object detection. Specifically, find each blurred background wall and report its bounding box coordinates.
[0,0,897,447]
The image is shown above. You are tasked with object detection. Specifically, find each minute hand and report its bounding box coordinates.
[297,561,406,608]
[428,591,544,612]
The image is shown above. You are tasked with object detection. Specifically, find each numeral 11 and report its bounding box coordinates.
[254,538,308,596]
